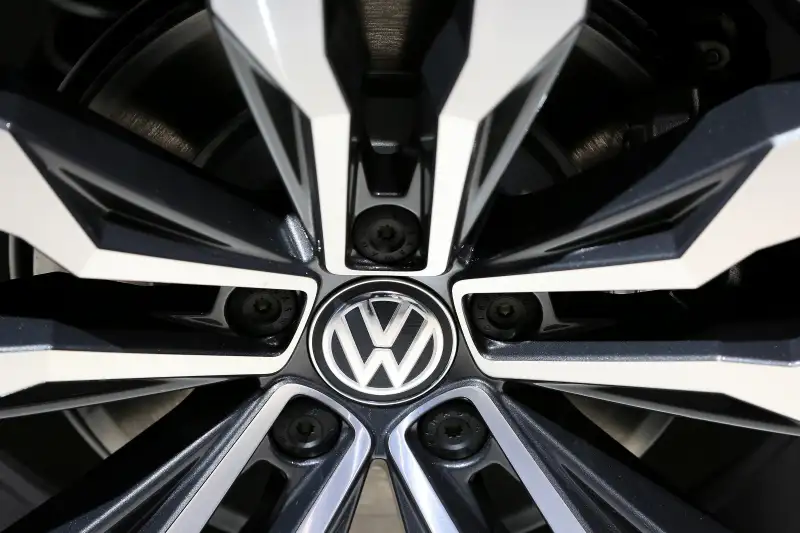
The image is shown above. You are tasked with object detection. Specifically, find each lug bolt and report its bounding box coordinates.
[420,401,488,460]
[271,398,341,459]
[352,206,421,264]
[225,288,298,337]
[469,293,542,341]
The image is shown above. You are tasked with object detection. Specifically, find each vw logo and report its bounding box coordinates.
[309,279,457,404]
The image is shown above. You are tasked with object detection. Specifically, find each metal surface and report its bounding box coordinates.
[211,0,588,276]
[310,279,457,405]
[389,384,586,532]
[165,382,372,532]
[0,0,796,531]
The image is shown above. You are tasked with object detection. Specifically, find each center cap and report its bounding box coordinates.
[309,279,457,405]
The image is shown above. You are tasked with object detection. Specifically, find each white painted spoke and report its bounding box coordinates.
[213,0,586,275]
[525,358,800,422]
[0,89,313,273]
[0,308,307,398]
[456,84,800,294]
[11,383,371,533]
[431,0,586,269]
[454,335,800,421]
[210,0,352,270]
[0,121,314,291]
[0,126,317,390]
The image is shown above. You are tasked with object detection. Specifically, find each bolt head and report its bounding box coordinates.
[225,288,298,337]
[271,398,341,459]
[470,293,542,341]
[352,206,421,264]
[420,401,488,460]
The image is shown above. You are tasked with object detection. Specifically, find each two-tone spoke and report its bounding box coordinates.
[388,384,730,532]
[210,0,587,275]
[6,382,371,533]
[0,92,318,400]
[457,82,800,293]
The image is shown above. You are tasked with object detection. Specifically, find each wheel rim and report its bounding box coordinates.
[0,0,795,531]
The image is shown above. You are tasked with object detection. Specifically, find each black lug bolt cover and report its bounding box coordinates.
[469,293,542,341]
[419,401,488,460]
[271,398,341,459]
[352,206,421,264]
[225,288,298,337]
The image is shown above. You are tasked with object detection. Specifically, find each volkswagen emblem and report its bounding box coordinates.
[309,279,457,404]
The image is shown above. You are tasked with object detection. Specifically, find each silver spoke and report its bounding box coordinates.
[163,383,371,532]
[0,377,220,420]
[0,348,286,399]
[0,298,313,395]
[6,381,256,533]
[389,384,728,532]
[0,305,312,397]
[0,94,317,391]
[0,93,313,285]
[456,82,800,293]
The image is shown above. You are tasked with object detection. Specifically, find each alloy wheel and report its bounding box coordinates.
[0,0,798,531]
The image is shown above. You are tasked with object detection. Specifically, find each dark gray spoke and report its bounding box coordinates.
[389,384,731,532]
[156,383,371,533]
[4,380,257,533]
[497,390,731,533]
[0,91,316,290]
[0,273,311,395]
[244,415,367,533]
[0,377,220,421]
[6,382,371,533]
[537,382,800,437]
[457,81,800,293]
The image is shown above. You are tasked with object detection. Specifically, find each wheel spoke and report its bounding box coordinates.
[7,382,371,533]
[537,382,800,437]
[432,0,585,253]
[209,0,348,263]
[0,316,293,397]
[211,0,586,275]
[0,273,313,396]
[457,82,800,292]
[388,384,730,532]
[0,92,315,286]
[4,380,257,532]
[456,335,800,422]
[0,93,317,388]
